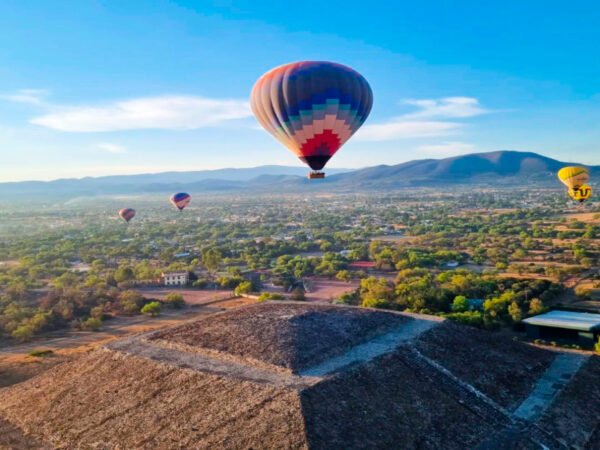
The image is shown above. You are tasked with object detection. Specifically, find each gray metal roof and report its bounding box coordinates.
[523,310,600,332]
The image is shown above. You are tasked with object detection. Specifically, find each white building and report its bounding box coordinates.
[163,271,189,287]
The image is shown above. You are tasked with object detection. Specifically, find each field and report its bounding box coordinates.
[135,287,234,305]
[304,278,360,302]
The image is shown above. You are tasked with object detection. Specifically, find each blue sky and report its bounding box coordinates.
[0,0,599,181]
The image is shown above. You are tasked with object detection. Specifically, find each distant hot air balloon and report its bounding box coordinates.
[568,184,593,203]
[119,208,136,223]
[251,61,373,179]
[170,192,191,211]
[557,166,589,190]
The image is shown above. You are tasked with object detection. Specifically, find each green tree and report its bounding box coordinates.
[202,248,222,274]
[451,295,469,312]
[360,277,395,306]
[114,266,135,283]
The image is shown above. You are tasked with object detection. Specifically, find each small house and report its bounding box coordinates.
[162,271,189,287]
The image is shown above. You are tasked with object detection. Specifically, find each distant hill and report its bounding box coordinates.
[323,150,599,188]
[1,151,597,199]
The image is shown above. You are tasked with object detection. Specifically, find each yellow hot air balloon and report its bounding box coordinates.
[568,184,593,203]
[557,166,589,189]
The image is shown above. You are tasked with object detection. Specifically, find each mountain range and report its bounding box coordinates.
[1,151,597,199]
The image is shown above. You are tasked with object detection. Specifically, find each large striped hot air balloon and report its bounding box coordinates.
[251,61,373,179]
[170,192,191,211]
[557,166,589,190]
[119,208,136,223]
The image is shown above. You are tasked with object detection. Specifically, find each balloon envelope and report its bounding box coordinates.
[558,166,589,189]
[568,184,592,203]
[170,192,191,210]
[251,61,373,172]
[119,208,136,222]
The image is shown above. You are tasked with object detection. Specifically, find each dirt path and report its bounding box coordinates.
[513,353,589,421]
[107,315,442,388]
[107,337,319,389]
[474,352,589,450]
[300,317,440,377]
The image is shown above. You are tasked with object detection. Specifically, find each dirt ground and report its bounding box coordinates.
[497,272,555,282]
[135,287,234,305]
[561,212,600,224]
[370,235,416,243]
[304,278,359,302]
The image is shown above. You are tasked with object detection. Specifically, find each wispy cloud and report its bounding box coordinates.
[5,89,50,106]
[96,143,127,154]
[403,97,488,119]
[30,95,252,132]
[356,96,489,141]
[418,141,476,156]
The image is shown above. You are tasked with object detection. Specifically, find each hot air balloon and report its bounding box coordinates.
[170,192,191,211]
[557,166,589,190]
[568,184,593,203]
[251,61,373,179]
[119,208,136,223]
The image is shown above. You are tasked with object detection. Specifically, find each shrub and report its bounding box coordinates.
[528,298,546,315]
[234,281,253,296]
[141,301,161,316]
[193,279,208,288]
[28,349,54,357]
[11,325,35,342]
[336,270,352,282]
[119,290,144,313]
[257,292,285,302]
[361,298,392,309]
[81,317,102,331]
[445,311,484,327]
[336,290,360,306]
[164,292,185,309]
[290,287,306,301]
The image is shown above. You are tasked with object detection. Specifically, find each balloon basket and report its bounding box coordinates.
[308,172,325,179]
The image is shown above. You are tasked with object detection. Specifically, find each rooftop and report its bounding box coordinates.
[522,310,600,332]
